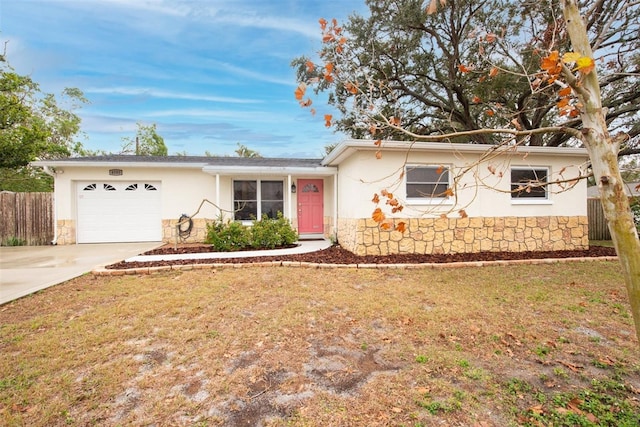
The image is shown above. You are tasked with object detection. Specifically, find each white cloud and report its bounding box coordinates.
[85,86,262,104]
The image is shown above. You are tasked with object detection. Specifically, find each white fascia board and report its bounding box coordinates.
[30,160,209,169]
[322,139,589,165]
[202,165,337,176]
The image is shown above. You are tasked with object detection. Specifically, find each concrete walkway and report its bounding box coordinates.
[125,239,332,263]
[0,242,162,305]
[0,240,332,305]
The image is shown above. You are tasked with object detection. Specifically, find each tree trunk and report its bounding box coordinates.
[563,0,640,342]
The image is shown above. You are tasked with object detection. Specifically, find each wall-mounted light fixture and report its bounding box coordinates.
[291,183,297,193]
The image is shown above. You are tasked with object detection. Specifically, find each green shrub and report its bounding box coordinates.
[205,212,298,252]
[630,197,640,234]
[2,237,26,246]
[250,212,298,249]
[205,217,251,252]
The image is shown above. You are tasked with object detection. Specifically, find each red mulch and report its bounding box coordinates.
[106,244,617,270]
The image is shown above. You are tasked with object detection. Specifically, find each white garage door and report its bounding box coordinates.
[77,182,162,243]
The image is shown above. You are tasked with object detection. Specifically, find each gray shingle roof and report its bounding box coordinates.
[56,155,323,168]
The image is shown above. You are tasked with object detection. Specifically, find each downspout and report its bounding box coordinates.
[42,166,58,245]
[333,170,338,241]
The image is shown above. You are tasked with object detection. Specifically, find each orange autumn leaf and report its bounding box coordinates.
[541,51,560,72]
[369,124,378,135]
[305,60,315,72]
[299,98,312,107]
[459,209,468,218]
[458,64,473,73]
[322,33,334,43]
[372,193,380,204]
[380,222,392,230]
[486,109,495,116]
[323,73,334,82]
[557,97,570,108]
[294,83,306,100]
[391,205,404,213]
[558,86,572,97]
[472,96,482,104]
[489,67,499,77]
[485,33,497,43]
[319,18,328,30]
[325,63,334,74]
[436,165,445,174]
[569,108,580,118]
[344,82,358,94]
[374,139,382,146]
[380,189,389,196]
[324,114,332,127]
[395,222,407,233]
[372,207,386,223]
[389,116,401,126]
[375,150,382,159]
[443,188,454,197]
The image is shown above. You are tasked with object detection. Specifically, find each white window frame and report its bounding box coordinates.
[233,179,284,222]
[510,166,553,205]
[405,164,453,205]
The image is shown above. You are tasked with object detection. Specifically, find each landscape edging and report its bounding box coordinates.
[92,256,619,276]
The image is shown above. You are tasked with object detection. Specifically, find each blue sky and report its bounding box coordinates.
[0,0,367,158]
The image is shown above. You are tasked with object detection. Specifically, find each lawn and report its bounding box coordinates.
[1,261,639,426]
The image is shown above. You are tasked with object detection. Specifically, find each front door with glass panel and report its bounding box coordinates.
[297,179,324,234]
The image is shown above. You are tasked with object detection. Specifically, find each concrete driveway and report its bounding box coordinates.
[0,242,162,305]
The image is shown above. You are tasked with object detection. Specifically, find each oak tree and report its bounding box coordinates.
[295,0,640,341]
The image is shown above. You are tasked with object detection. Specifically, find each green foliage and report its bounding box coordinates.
[205,212,298,251]
[0,57,87,169]
[630,197,640,234]
[2,236,26,246]
[205,216,251,252]
[120,123,167,156]
[0,166,53,192]
[234,143,261,158]
[249,212,298,249]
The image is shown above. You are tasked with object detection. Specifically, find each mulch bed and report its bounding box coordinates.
[106,244,618,270]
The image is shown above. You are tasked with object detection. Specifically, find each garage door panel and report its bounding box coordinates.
[77,182,161,243]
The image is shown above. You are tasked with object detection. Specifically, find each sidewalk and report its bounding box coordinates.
[124,239,333,263]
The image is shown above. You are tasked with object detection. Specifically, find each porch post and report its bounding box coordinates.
[215,174,220,217]
[287,174,292,220]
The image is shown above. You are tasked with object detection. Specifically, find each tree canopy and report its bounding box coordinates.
[0,56,87,191]
[120,123,168,156]
[293,0,639,155]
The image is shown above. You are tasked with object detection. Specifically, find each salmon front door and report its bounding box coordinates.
[297,179,324,234]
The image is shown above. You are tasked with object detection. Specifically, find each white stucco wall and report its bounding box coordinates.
[53,166,221,220]
[51,166,336,235]
[336,148,588,220]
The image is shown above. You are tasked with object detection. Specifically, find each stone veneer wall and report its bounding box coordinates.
[337,216,589,256]
[55,219,76,245]
[162,218,210,244]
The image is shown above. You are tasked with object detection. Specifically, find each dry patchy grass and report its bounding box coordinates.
[1,261,639,426]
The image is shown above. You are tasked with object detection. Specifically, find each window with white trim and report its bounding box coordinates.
[510,167,549,199]
[406,165,451,200]
[233,180,284,220]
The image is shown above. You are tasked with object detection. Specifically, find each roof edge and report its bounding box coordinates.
[322,139,589,166]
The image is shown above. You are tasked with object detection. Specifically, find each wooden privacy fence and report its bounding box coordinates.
[588,197,610,240]
[0,192,54,245]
